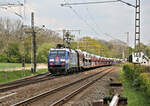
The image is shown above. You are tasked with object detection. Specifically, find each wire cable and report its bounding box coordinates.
[70,7,101,36]
[63,0,124,42]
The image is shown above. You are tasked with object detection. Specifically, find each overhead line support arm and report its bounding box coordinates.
[61,0,135,8]
[0,3,23,7]
[117,0,136,8]
[61,0,119,7]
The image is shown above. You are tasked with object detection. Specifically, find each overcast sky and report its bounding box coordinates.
[0,0,150,47]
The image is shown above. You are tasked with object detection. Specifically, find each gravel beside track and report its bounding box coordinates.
[63,66,120,106]
[0,66,112,106]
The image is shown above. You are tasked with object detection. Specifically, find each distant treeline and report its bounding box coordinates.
[0,18,149,63]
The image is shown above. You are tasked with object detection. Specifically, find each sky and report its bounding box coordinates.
[0,0,150,47]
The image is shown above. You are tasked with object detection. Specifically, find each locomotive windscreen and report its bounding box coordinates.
[50,50,65,57]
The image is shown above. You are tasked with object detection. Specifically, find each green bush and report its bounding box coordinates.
[139,73,150,96]
[0,42,22,63]
[122,63,134,81]
[0,53,8,62]
[123,63,150,96]
[37,43,55,63]
[123,63,150,81]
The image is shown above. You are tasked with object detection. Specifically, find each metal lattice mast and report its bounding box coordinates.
[135,0,141,52]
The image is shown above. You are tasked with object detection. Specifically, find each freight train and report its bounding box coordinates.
[48,48,122,75]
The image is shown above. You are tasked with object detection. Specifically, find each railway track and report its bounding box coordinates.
[11,67,114,106]
[0,66,110,93]
[0,72,53,92]
[0,72,50,87]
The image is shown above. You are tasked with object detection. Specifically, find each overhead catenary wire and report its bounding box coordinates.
[0,1,24,19]
[62,0,127,42]
[64,1,103,36]
[83,2,116,40]
[69,6,101,37]
[64,3,121,41]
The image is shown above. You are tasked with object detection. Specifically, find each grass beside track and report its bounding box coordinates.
[0,63,31,71]
[120,69,150,106]
[0,69,48,84]
[122,81,150,106]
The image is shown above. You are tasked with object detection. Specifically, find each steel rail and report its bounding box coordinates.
[11,67,113,106]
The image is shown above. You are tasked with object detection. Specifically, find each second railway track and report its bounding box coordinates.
[11,67,114,106]
[0,72,53,92]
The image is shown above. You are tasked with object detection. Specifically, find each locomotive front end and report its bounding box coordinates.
[48,49,68,75]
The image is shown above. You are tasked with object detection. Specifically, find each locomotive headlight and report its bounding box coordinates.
[49,59,54,62]
[60,59,65,62]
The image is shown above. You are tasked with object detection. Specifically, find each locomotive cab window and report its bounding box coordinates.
[57,50,65,57]
[50,50,65,57]
[50,50,57,57]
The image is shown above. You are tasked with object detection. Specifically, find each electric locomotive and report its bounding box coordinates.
[48,48,78,75]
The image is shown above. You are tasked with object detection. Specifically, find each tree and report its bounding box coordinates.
[37,43,55,63]
[76,37,109,56]
[24,35,32,63]
[5,42,21,63]
[0,18,22,54]
[0,18,62,64]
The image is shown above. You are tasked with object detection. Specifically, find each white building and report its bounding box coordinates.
[132,52,149,66]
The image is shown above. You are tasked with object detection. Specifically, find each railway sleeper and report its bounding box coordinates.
[109,82,123,96]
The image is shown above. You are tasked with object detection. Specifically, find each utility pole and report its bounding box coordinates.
[55,29,80,48]
[24,13,45,72]
[127,32,129,46]
[82,38,88,52]
[63,29,66,44]
[126,32,129,59]
[63,30,80,48]
[63,31,75,48]
[99,48,104,56]
[122,49,125,59]
[126,32,129,58]
[31,12,36,72]
[21,25,25,68]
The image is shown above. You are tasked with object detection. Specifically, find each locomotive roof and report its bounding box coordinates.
[76,49,82,52]
[50,48,76,53]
